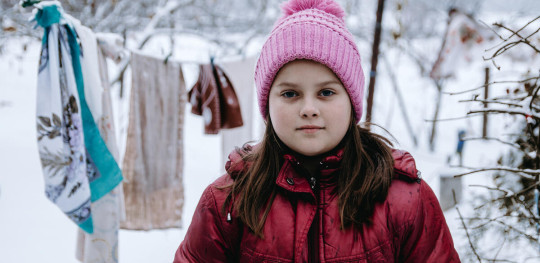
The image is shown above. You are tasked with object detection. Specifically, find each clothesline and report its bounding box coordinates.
[21,0,254,85]
[109,47,255,86]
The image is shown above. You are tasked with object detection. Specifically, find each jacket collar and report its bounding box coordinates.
[225,145,421,192]
[277,148,344,195]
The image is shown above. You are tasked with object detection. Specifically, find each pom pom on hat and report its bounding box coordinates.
[255,0,365,122]
[281,0,345,20]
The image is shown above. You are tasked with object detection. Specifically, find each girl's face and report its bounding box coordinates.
[269,60,352,157]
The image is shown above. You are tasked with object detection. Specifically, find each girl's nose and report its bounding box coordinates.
[300,99,320,118]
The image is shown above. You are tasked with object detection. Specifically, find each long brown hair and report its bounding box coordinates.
[222,117,394,237]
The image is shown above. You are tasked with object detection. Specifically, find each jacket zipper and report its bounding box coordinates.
[294,160,321,262]
[308,176,319,263]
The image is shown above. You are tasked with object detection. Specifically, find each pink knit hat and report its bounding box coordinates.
[255,0,365,122]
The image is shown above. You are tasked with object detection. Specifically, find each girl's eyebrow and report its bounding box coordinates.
[275,82,299,88]
[317,80,342,87]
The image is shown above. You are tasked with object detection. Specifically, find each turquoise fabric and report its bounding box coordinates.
[35,4,61,28]
[65,24,123,202]
[35,3,123,233]
[79,215,94,234]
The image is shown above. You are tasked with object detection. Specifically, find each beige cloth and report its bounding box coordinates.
[74,24,125,263]
[121,51,186,230]
[220,57,259,170]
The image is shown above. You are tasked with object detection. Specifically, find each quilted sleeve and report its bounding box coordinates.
[174,184,240,263]
[401,180,461,262]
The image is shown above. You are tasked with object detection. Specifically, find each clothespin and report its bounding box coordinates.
[20,0,41,8]
[164,33,175,65]
[209,47,217,66]
[25,1,66,29]
[164,51,173,65]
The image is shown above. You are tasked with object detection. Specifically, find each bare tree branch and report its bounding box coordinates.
[443,75,540,95]
[459,98,528,108]
[468,109,540,120]
[456,206,483,262]
[452,166,536,180]
[462,136,521,150]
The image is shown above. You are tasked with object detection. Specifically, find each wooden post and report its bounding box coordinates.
[483,67,489,138]
[365,0,386,126]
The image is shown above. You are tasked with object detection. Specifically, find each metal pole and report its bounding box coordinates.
[483,67,489,138]
[365,0,386,126]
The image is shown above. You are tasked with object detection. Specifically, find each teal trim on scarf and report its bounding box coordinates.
[42,27,49,46]
[80,215,94,234]
[65,24,123,202]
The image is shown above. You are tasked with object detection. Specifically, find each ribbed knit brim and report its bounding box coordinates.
[255,2,365,122]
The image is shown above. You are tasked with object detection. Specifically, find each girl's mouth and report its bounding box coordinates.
[297,125,324,133]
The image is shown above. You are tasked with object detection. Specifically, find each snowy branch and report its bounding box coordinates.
[450,15,540,261]
[460,98,524,108]
[452,166,538,180]
[462,137,521,150]
[424,115,478,122]
[456,206,483,262]
[482,16,540,68]
[443,75,540,95]
[468,108,540,120]
[465,216,538,242]
[138,0,195,49]
[469,184,514,197]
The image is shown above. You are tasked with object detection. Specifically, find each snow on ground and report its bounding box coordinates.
[1,10,538,262]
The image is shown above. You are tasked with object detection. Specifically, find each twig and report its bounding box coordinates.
[473,182,540,214]
[493,219,538,242]
[459,98,526,108]
[467,215,507,229]
[456,206,483,262]
[424,114,483,122]
[469,184,511,196]
[443,76,540,95]
[457,165,540,175]
[461,136,521,150]
[529,81,540,110]
[452,167,535,180]
[468,109,540,120]
[138,0,196,49]
[492,16,539,42]
[484,18,540,62]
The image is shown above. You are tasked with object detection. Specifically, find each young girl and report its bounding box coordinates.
[174,0,460,262]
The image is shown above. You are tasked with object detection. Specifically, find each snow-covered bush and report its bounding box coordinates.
[458,17,540,262]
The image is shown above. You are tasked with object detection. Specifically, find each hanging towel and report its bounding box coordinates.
[33,2,122,234]
[188,59,243,134]
[220,57,259,169]
[121,51,186,230]
[73,21,125,263]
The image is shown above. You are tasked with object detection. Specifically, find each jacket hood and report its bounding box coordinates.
[225,145,420,182]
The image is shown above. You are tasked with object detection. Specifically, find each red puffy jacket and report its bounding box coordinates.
[174,149,460,262]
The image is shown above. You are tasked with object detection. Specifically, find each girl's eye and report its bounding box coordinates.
[320,89,335,97]
[281,91,298,98]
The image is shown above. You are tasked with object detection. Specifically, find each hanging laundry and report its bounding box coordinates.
[121,51,186,230]
[431,9,495,80]
[188,58,243,134]
[94,33,126,63]
[72,22,125,263]
[220,57,260,170]
[33,2,122,234]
